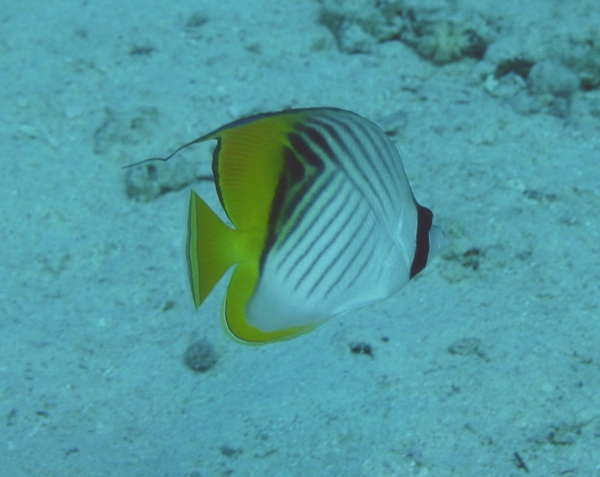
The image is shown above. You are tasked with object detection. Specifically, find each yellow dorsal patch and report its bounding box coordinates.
[210,111,307,230]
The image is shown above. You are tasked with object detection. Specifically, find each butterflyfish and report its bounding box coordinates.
[157,108,449,344]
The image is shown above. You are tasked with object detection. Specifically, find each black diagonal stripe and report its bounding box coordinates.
[277,132,327,226]
[275,170,337,266]
[276,123,353,254]
[311,206,373,298]
[286,187,356,283]
[288,131,326,170]
[276,147,315,228]
[271,123,349,255]
[293,195,361,295]
[335,114,396,208]
[303,117,387,216]
[262,139,327,269]
[261,162,290,271]
[322,115,383,179]
[296,124,340,165]
[278,178,348,275]
[344,223,378,291]
[211,139,230,221]
[410,203,433,278]
[350,116,398,206]
[311,117,386,213]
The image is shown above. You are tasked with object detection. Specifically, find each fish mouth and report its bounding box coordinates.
[429,224,451,261]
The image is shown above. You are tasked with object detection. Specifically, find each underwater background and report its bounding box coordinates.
[1,0,599,475]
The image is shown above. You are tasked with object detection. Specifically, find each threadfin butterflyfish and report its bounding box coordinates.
[156,108,448,344]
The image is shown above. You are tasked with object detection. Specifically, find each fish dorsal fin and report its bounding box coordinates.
[209,111,308,231]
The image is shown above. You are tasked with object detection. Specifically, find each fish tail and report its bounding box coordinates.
[187,190,239,308]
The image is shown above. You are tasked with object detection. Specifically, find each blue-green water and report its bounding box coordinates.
[1,1,599,475]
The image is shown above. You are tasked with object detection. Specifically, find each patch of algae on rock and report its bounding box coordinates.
[317,0,491,62]
[414,20,475,64]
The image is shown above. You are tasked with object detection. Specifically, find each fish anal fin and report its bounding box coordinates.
[222,262,321,345]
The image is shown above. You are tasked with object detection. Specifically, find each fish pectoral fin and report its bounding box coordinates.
[187,190,238,307]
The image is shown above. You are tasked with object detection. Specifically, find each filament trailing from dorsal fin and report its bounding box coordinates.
[122,136,208,169]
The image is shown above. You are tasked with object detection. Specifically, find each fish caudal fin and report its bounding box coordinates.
[187,190,238,308]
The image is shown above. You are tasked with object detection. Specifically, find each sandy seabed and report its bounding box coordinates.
[1,1,599,476]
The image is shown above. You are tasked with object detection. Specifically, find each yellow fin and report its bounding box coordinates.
[222,263,322,345]
[212,111,307,230]
[187,190,238,307]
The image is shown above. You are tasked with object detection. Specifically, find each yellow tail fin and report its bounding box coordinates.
[187,190,238,307]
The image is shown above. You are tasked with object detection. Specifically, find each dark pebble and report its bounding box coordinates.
[184,338,218,372]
